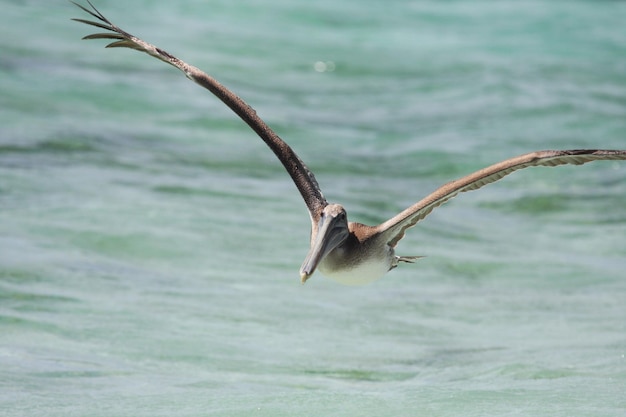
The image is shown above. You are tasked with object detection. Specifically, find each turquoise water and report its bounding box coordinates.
[2,0,626,415]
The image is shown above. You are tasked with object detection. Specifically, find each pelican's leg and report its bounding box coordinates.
[390,255,423,270]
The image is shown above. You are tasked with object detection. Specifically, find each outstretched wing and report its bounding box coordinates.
[72,1,328,221]
[376,149,626,247]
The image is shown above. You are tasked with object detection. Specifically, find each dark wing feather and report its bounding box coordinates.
[72,1,328,220]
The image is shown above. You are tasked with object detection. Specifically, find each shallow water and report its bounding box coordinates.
[1,1,625,416]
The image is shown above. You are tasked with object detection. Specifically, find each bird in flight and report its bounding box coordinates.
[72,1,626,285]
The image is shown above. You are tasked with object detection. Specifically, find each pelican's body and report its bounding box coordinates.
[72,2,626,285]
[303,215,420,285]
[316,222,394,285]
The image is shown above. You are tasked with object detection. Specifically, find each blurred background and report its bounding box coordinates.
[1,1,625,416]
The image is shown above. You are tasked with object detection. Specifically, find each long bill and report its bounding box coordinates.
[299,214,349,283]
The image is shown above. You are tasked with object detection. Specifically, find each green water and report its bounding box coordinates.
[1,1,625,416]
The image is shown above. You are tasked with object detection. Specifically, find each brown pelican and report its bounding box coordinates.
[72,2,626,285]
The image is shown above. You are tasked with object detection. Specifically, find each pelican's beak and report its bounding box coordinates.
[299,211,348,283]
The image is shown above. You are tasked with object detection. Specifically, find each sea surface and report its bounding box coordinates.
[1,1,625,416]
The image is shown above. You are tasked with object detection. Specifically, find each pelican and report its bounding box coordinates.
[72,2,626,285]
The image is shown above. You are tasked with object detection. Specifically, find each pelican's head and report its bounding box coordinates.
[299,204,349,283]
